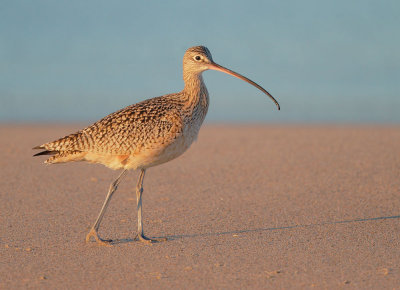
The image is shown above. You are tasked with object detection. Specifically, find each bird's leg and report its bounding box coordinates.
[86,169,128,246]
[134,169,167,243]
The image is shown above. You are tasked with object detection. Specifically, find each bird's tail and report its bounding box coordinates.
[33,146,86,164]
[33,146,58,157]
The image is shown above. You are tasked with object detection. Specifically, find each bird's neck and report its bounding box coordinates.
[182,73,209,110]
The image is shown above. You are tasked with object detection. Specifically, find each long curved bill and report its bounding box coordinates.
[208,62,280,110]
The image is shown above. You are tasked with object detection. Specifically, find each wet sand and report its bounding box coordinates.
[1,124,399,289]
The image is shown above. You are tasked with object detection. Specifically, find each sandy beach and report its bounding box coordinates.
[1,124,399,289]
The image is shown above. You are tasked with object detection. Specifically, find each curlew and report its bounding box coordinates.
[33,46,280,245]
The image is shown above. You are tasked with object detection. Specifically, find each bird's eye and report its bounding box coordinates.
[194,55,201,61]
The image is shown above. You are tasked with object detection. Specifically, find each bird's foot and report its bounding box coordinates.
[86,228,113,246]
[134,233,167,244]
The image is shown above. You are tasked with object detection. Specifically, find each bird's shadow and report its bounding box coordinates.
[111,238,136,245]
[110,215,400,245]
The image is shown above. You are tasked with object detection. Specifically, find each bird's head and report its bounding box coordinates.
[183,45,280,110]
[183,46,215,74]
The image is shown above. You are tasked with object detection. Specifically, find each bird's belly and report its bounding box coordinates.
[83,118,203,171]
[124,123,201,170]
[84,138,192,170]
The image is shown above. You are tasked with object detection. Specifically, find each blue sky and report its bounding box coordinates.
[1,0,399,123]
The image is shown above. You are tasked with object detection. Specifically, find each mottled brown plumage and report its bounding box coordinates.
[34,94,206,169]
[33,45,279,245]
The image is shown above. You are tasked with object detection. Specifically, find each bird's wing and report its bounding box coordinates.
[35,95,185,155]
